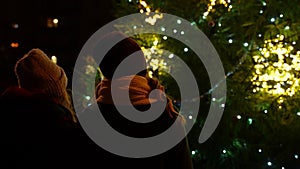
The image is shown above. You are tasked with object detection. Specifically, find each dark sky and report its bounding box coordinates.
[0,0,116,92]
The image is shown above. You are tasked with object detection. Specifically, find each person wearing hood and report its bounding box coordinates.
[78,32,194,169]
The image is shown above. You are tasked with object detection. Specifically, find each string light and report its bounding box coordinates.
[202,0,229,19]
[53,18,58,24]
[251,35,300,96]
[270,18,276,23]
[51,56,57,64]
[184,47,189,52]
[247,118,253,125]
[284,26,290,30]
[267,161,272,166]
[168,53,174,58]
[258,149,262,153]
[228,39,233,43]
[236,115,242,119]
[259,10,264,14]
[294,154,299,159]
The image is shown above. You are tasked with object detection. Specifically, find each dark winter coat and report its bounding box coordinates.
[76,102,194,169]
[0,87,79,169]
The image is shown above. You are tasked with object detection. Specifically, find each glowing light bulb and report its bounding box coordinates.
[243,42,249,47]
[285,26,290,30]
[236,115,242,119]
[53,18,58,24]
[180,31,185,35]
[295,154,299,159]
[188,115,193,119]
[177,19,182,24]
[163,36,167,40]
[191,151,196,155]
[184,47,188,52]
[248,118,253,125]
[173,29,177,33]
[167,54,174,59]
[259,10,264,14]
[222,150,226,153]
[51,56,57,64]
[228,39,233,43]
[267,161,272,166]
[270,18,275,22]
[258,149,262,153]
[264,110,268,114]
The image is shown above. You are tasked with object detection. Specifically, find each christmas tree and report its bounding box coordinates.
[109,0,300,168]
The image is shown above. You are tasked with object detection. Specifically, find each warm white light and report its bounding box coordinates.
[184,47,188,52]
[267,161,272,166]
[177,19,182,24]
[236,115,242,119]
[51,56,57,64]
[188,115,193,119]
[228,39,233,43]
[163,36,168,40]
[53,18,58,24]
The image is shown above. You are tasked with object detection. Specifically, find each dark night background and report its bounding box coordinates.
[0,0,115,93]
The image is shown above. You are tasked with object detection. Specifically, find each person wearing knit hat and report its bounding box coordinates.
[14,48,76,122]
[0,48,81,168]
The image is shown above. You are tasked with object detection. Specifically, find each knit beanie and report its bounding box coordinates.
[14,48,68,99]
[99,32,147,79]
